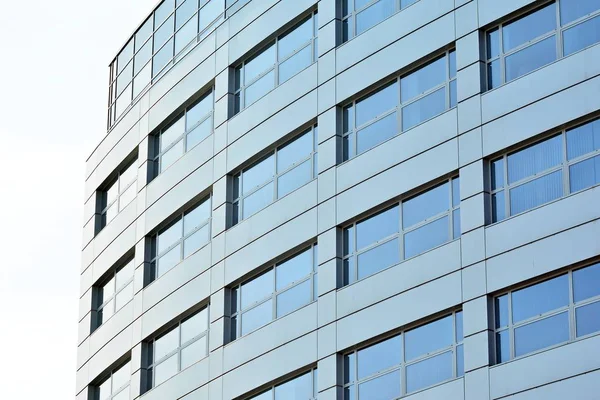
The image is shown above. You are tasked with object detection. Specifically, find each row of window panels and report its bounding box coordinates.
[90,259,600,399]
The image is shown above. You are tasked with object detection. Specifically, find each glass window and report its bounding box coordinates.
[230,244,318,340]
[490,117,600,222]
[98,159,138,231]
[342,50,456,159]
[494,262,600,363]
[343,177,459,284]
[247,369,317,400]
[94,257,135,332]
[232,126,317,224]
[95,361,131,400]
[344,311,463,396]
[151,197,212,281]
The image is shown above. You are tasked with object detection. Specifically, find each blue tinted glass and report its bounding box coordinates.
[514,312,569,357]
[276,279,311,317]
[450,79,457,108]
[452,209,461,239]
[401,0,418,8]
[403,182,449,228]
[491,158,505,189]
[245,44,276,83]
[405,315,453,361]
[241,299,272,335]
[355,0,372,10]
[487,59,502,89]
[249,390,272,400]
[563,15,600,55]
[512,274,569,323]
[155,0,176,26]
[277,130,313,172]
[135,40,153,74]
[406,351,453,393]
[357,335,402,379]
[344,353,356,384]
[452,178,460,207]
[456,344,464,376]
[245,70,275,106]
[496,330,510,363]
[576,301,600,337]
[344,105,355,132]
[455,311,463,341]
[566,119,600,160]
[487,28,500,59]
[277,160,312,198]
[175,16,198,55]
[492,191,506,222]
[357,239,400,279]
[276,249,312,290]
[356,82,399,127]
[449,50,456,78]
[569,155,600,192]
[155,15,175,50]
[404,216,449,258]
[243,155,274,195]
[242,182,273,217]
[356,112,398,155]
[153,38,174,76]
[241,269,273,309]
[356,0,395,35]
[495,295,509,328]
[401,56,446,103]
[183,199,210,234]
[509,170,563,215]
[278,17,313,59]
[158,219,183,253]
[503,4,556,52]
[344,226,355,255]
[560,0,600,25]
[344,386,355,400]
[401,87,446,131]
[157,244,181,276]
[505,35,557,82]
[135,17,153,51]
[573,263,600,302]
[357,206,399,250]
[274,371,312,399]
[508,135,563,183]
[278,45,312,84]
[176,0,197,29]
[358,370,401,400]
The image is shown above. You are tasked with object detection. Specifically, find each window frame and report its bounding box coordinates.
[245,368,318,400]
[229,243,319,340]
[94,360,131,400]
[484,0,600,90]
[489,116,600,223]
[99,158,138,232]
[342,176,460,285]
[94,256,135,332]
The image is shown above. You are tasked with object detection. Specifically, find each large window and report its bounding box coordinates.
[150,197,211,280]
[232,125,318,224]
[341,0,420,41]
[93,257,135,332]
[146,308,209,389]
[343,177,460,285]
[246,369,318,400]
[486,0,600,89]
[233,11,318,114]
[108,0,225,128]
[230,244,318,340]
[490,117,600,222]
[152,90,214,176]
[98,159,138,232]
[94,361,131,400]
[344,311,463,399]
[342,50,456,160]
[494,262,600,363]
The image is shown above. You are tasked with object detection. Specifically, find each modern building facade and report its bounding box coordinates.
[77,0,600,399]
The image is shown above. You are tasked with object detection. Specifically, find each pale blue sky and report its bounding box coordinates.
[0,1,157,398]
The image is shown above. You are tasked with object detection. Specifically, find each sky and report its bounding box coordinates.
[0,1,157,398]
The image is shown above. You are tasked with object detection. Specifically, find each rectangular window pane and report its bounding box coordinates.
[245,69,275,106]
[133,62,152,98]
[241,299,273,335]
[356,206,399,250]
[181,310,208,343]
[154,15,175,51]
[245,44,276,83]
[135,40,152,75]
[181,336,207,369]
[135,18,153,52]
[176,0,197,29]
[496,330,509,363]
[278,17,313,59]
[452,177,460,205]
[277,159,312,198]
[356,0,395,35]
[512,274,569,323]
[356,112,398,155]
[186,117,212,150]
[274,371,313,399]
[116,61,133,97]
[155,0,175,27]
[487,28,500,59]
[277,130,313,172]
[505,35,557,82]
[161,116,185,150]
[563,14,600,56]
[116,260,135,288]
[357,335,402,379]
[452,209,461,239]
[560,0,600,25]
[153,38,174,77]
[187,94,213,129]
[404,216,449,259]
[115,282,133,310]
[569,155,600,192]
[241,269,273,309]
[491,158,505,189]
[401,56,446,103]
[358,370,401,400]
[100,299,114,323]
[509,170,563,215]
[406,351,453,393]
[242,181,274,219]
[243,154,274,195]
[199,0,223,31]
[405,315,453,361]
[357,238,400,280]
[344,352,356,384]
[160,138,184,173]
[119,184,137,210]
[403,182,449,228]
[276,249,312,291]
[116,84,132,117]
[158,220,183,254]
[154,353,178,386]
[495,295,509,328]
[175,15,198,55]
[401,87,446,131]
[112,362,130,393]
[157,244,181,277]
[276,279,311,317]
[576,301,600,337]
[278,45,312,84]
[566,119,600,160]
[155,328,179,361]
[573,263,600,302]
[356,81,399,127]
[514,312,569,357]
[502,3,556,52]
[487,59,501,89]
[492,191,506,222]
[183,224,210,258]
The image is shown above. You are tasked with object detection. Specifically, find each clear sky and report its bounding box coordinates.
[0,1,157,398]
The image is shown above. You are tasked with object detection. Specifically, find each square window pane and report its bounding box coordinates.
[242,182,274,219]
[158,219,183,254]
[187,92,213,129]
[357,238,400,280]
[277,159,312,198]
[356,81,398,127]
[406,351,453,393]
[241,269,274,309]
[184,199,211,235]
[576,301,600,337]
[183,224,210,258]
[356,206,399,250]
[401,56,446,103]
[560,0,600,25]
[509,170,563,215]
[496,330,510,363]
[401,87,446,131]
[566,118,600,160]
[276,249,312,291]
[176,0,197,30]
[405,315,453,361]
[160,138,184,173]
[175,14,198,55]
[357,335,402,379]
[356,112,398,155]
[505,35,557,83]
[157,244,181,277]
[404,216,449,259]
[403,182,449,228]
[278,17,313,60]
[242,154,275,195]
[154,353,178,386]
[514,312,569,357]
[569,155,600,192]
[186,117,212,150]
[181,336,207,369]
[181,309,208,343]
[502,3,556,52]
[160,116,186,150]
[276,279,311,317]
[356,0,395,36]
[573,263,600,302]
[244,44,276,83]
[563,14,600,56]
[155,327,179,361]
[102,277,116,299]
[358,370,401,400]
[512,274,569,323]
[241,299,273,335]
[115,282,133,311]
[277,129,313,172]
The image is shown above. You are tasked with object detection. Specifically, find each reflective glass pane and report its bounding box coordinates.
[403,182,449,228]
[356,206,399,250]
[509,170,563,215]
[161,115,185,150]
[119,162,137,186]
[514,312,569,357]
[356,0,395,35]
[343,105,355,132]
[487,28,500,59]
[181,309,208,343]
[186,117,212,150]
[491,158,505,189]
[116,84,132,117]
[155,15,175,50]
[153,38,174,76]
[158,219,183,254]
[343,257,355,285]
[512,274,569,323]
[135,17,153,52]
[243,182,274,219]
[344,226,355,256]
[181,336,207,369]
[276,279,311,317]
[241,299,273,335]
[154,353,178,386]
[102,277,115,299]
[275,371,312,399]
[357,370,401,400]
[160,138,184,172]
[357,238,400,279]
[566,119,600,160]
[105,203,118,224]
[117,39,134,74]
[401,0,418,7]
[343,132,355,160]
[279,45,312,84]
[187,93,213,129]
[503,3,556,52]
[278,17,313,59]
[573,263,600,302]
[175,15,198,55]
[507,135,563,183]
[100,299,114,323]
[452,178,460,207]
[241,269,274,309]
[112,362,130,392]
[277,130,313,172]
[563,14,600,55]
[487,59,501,89]
[276,249,312,290]
[249,390,272,400]
[404,216,449,259]
[401,87,446,131]
[245,44,276,83]
[119,184,137,210]
[117,61,133,96]
[115,282,133,310]
[569,155,600,192]
[155,327,179,361]
[183,224,210,258]
[496,330,510,363]
[157,244,181,276]
[243,155,274,195]
[199,0,223,30]
[401,56,446,103]
[453,209,461,239]
[245,69,275,107]
[455,311,463,342]
[356,81,398,127]
[450,79,457,108]
[344,386,355,400]
[355,0,372,10]
[106,180,118,206]
[155,0,176,27]
[184,200,211,234]
[406,351,453,393]
[357,335,402,379]
[344,353,356,384]
[405,315,453,361]
[176,0,197,29]
[576,301,600,337]
[492,191,506,222]
[133,62,152,98]
[456,344,464,376]
[495,295,509,328]
[98,378,111,400]
[505,35,557,82]
[116,259,135,288]
[356,112,398,155]
[560,0,600,25]
[449,50,456,78]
